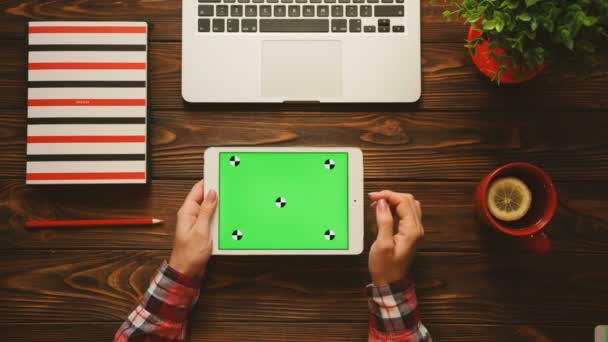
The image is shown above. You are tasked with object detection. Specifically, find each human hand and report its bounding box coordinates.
[169,179,217,278]
[368,191,424,286]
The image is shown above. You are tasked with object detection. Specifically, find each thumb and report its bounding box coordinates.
[375,199,394,243]
[195,190,217,234]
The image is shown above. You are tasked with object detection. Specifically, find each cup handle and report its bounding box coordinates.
[523,232,552,255]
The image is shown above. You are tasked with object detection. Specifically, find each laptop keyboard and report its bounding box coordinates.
[197,0,406,33]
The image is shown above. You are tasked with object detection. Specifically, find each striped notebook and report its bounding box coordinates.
[26,21,149,184]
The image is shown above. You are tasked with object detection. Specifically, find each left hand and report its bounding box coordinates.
[169,179,217,278]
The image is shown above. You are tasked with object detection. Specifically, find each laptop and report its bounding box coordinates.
[181,0,420,103]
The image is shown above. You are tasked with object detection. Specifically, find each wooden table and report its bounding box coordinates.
[1,1,607,341]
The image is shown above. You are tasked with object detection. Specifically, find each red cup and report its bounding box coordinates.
[475,162,557,255]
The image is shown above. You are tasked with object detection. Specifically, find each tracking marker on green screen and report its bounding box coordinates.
[218,152,349,250]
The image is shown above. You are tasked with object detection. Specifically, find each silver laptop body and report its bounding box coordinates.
[182,0,420,103]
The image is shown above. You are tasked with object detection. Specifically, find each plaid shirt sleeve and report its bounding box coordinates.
[367,277,432,342]
[114,261,201,342]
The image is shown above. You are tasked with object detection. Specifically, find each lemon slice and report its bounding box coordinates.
[487,177,532,222]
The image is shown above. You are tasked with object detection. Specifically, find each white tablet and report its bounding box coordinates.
[204,147,364,255]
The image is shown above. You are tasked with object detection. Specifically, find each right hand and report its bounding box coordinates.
[368,191,424,286]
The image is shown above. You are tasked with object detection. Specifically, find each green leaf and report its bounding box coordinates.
[583,16,599,26]
[517,13,532,21]
[482,20,496,30]
[500,0,519,10]
[525,0,539,7]
[495,18,505,32]
[531,18,539,31]
[560,28,574,50]
[442,10,452,19]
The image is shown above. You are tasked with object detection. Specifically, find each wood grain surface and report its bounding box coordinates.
[0,0,607,341]
[2,250,608,325]
[1,323,589,342]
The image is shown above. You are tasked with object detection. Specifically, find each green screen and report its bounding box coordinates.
[219,152,349,250]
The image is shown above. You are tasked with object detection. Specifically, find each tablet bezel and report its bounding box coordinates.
[204,147,364,255]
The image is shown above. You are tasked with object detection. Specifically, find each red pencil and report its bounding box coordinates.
[26,218,163,228]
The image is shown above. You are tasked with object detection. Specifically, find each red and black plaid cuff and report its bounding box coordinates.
[161,261,203,290]
[367,277,421,334]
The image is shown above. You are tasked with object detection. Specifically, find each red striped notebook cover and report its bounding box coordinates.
[26,21,149,184]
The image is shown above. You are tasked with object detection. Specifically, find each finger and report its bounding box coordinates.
[184,179,205,205]
[176,179,205,234]
[414,201,424,236]
[397,197,422,235]
[375,199,394,243]
[194,189,218,237]
[369,190,412,207]
[369,191,416,221]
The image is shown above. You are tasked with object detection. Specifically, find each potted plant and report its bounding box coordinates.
[439,0,608,84]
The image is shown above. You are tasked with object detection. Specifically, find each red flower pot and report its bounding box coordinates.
[468,25,544,83]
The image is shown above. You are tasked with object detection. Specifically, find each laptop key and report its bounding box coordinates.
[198,5,214,16]
[296,0,308,3]
[274,5,286,16]
[227,19,239,32]
[331,19,347,32]
[303,5,314,16]
[310,0,322,3]
[267,0,279,3]
[378,18,389,26]
[392,25,404,32]
[231,5,243,16]
[217,5,229,16]
[242,19,258,32]
[360,5,372,16]
[346,5,357,16]
[238,0,250,3]
[246,5,257,16]
[198,19,211,32]
[381,0,393,3]
[281,0,294,3]
[349,19,361,32]
[367,0,379,3]
[379,25,389,32]
[200,0,220,2]
[260,19,329,32]
[324,0,336,3]
[364,25,376,32]
[213,18,225,32]
[374,5,404,16]
[331,5,343,16]
[317,5,329,16]
[260,5,272,16]
[253,0,264,2]
[224,0,236,3]
[288,5,300,16]
[353,0,364,3]
[339,0,350,3]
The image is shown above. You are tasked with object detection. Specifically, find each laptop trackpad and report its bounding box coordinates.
[262,40,342,99]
